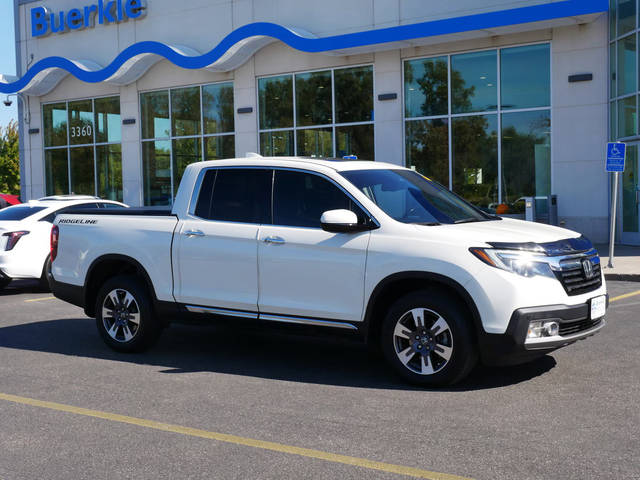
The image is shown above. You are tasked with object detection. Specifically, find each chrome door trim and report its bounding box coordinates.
[185,305,259,320]
[259,313,358,330]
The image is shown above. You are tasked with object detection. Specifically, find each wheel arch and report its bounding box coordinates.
[363,271,483,345]
[84,254,159,318]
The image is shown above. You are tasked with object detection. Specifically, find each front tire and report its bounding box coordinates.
[381,289,477,386]
[95,275,162,352]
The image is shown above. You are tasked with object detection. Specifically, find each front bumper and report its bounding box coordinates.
[478,296,607,366]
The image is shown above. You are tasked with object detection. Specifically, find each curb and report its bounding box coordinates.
[604,273,640,282]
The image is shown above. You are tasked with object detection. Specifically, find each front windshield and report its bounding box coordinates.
[341,169,492,225]
[0,205,46,221]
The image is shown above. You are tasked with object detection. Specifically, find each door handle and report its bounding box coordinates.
[184,229,205,237]
[263,236,285,245]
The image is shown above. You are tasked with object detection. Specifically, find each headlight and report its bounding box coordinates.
[470,247,555,279]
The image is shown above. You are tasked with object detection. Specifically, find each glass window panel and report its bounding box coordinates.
[618,96,637,137]
[260,130,294,156]
[452,114,498,211]
[610,0,617,40]
[194,169,216,219]
[258,75,293,129]
[405,118,449,186]
[618,0,636,36]
[617,35,636,95]
[501,111,551,214]
[43,103,68,147]
[96,144,122,202]
[171,87,201,137]
[203,82,234,134]
[611,101,617,140]
[622,145,639,232]
[334,66,374,123]
[94,97,121,144]
[336,124,374,160]
[210,169,272,224]
[142,140,172,206]
[68,100,94,146]
[296,128,333,157]
[45,149,69,195]
[69,146,95,195]
[451,50,498,114]
[295,71,332,126]
[204,135,235,160]
[172,138,202,196]
[610,43,616,99]
[404,57,448,118]
[141,91,170,139]
[501,44,550,110]
[273,170,351,228]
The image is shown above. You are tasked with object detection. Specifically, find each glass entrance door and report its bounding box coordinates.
[621,144,640,245]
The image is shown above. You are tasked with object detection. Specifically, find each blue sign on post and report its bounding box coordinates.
[606,142,626,172]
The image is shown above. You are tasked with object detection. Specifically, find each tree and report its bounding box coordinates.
[0,120,20,195]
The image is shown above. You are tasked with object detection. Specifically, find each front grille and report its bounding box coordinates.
[559,317,603,336]
[554,254,602,296]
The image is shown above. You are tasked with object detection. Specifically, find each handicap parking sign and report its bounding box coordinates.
[606,142,626,172]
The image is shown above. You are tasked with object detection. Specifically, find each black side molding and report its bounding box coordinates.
[51,280,85,310]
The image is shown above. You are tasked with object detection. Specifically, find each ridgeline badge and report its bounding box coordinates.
[31,0,147,38]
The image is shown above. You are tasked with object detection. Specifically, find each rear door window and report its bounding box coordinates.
[205,169,272,224]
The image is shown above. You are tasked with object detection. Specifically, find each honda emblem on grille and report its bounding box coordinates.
[582,259,594,279]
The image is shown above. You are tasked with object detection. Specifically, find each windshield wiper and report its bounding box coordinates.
[454,218,482,224]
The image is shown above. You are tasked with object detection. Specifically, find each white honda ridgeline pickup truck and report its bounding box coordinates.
[50,157,607,386]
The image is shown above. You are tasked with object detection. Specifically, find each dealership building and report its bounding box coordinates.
[2,0,639,244]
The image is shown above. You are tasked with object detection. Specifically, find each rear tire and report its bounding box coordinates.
[380,289,477,386]
[39,256,53,292]
[95,275,162,352]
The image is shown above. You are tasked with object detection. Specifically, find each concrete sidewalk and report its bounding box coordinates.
[596,244,640,282]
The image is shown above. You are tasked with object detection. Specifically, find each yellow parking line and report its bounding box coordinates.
[610,290,640,303]
[24,297,55,303]
[0,392,471,480]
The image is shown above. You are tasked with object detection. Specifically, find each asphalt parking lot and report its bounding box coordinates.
[0,280,638,480]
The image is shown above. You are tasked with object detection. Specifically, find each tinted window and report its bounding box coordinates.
[194,169,217,218]
[100,203,127,209]
[273,170,357,228]
[209,169,272,224]
[0,205,46,221]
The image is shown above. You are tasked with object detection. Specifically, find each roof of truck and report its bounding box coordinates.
[196,155,405,172]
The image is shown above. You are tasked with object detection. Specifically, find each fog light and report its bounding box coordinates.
[527,320,560,339]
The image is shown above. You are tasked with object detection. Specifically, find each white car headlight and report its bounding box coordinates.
[470,248,555,279]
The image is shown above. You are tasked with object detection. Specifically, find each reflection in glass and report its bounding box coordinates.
[610,0,616,40]
[334,66,373,123]
[618,95,637,137]
[142,140,172,206]
[622,145,639,232]
[171,87,201,137]
[68,100,93,146]
[204,135,235,160]
[451,50,497,113]
[141,91,170,139]
[70,146,95,195]
[611,101,617,140]
[96,144,122,201]
[452,114,498,210]
[172,138,202,196]
[259,75,293,129]
[617,34,637,96]
[260,130,294,156]
[404,56,448,118]
[203,83,234,134]
[43,103,68,147]
[610,43,616,99]
[405,118,449,186]
[296,71,332,126]
[501,111,551,213]
[45,149,68,195]
[501,44,550,110]
[94,97,121,144]
[617,0,636,37]
[336,124,374,160]
[296,128,333,157]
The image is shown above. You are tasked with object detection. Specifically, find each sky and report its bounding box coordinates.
[0,1,17,130]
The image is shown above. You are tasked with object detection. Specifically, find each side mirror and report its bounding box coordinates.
[320,209,362,233]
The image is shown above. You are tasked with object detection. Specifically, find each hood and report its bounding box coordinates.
[420,217,582,246]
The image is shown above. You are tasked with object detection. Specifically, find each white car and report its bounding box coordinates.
[50,158,607,386]
[0,196,127,290]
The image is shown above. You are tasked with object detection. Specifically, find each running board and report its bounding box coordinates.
[185,305,358,330]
